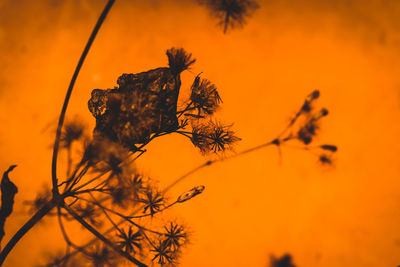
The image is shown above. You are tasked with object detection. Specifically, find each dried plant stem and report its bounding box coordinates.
[164,139,277,192]
[53,138,280,263]
[0,200,57,265]
[51,0,115,196]
[63,205,147,267]
[0,1,116,265]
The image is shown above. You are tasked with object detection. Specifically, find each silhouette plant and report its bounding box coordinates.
[0,0,336,266]
[198,0,260,33]
[269,254,297,267]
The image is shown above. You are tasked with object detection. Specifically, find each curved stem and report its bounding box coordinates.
[51,0,115,196]
[0,200,56,265]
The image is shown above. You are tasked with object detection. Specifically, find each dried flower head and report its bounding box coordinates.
[301,90,320,113]
[139,190,164,216]
[25,186,52,214]
[86,244,119,267]
[191,121,240,154]
[61,119,86,148]
[199,0,259,33]
[166,48,196,76]
[190,75,222,115]
[318,153,333,166]
[151,239,175,265]
[116,226,142,254]
[297,120,319,145]
[163,223,186,251]
[74,202,102,227]
[109,185,131,208]
[128,173,146,201]
[270,253,297,267]
[83,137,129,166]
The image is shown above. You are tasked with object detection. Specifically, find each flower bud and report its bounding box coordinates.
[177,185,205,203]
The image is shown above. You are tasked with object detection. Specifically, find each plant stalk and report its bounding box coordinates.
[0,200,56,265]
[51,0,115,196]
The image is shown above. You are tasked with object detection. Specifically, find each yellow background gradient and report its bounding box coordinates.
[1,0,400,266]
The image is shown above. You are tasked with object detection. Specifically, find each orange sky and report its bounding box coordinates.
[1,0,400,266]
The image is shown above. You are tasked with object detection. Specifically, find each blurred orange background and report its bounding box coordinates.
[1,0,400,266]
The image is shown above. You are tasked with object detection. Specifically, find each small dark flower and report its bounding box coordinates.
[116,226,142,254]
[151,239,174,265]
[139,190,164,216]
[315,108,329,119]
[41,250,85,267]
[191,121,240,154]
[61,119,86,148]
[166,48,196,76]
[207,121,241,153]
[83,137,128,166]
[109,186,131,208]
[86,244,118,267]
[270,253,297,267]
[306,90,320,102]
[199,0,259,33]
[319,154,333,166]
[300,101,312,113]
[25,186,52,214]
[297,120,319,145]
[129,173,145,201]
[191,124,212,154]
[320,144,338,152]
[74,202,101,227]
[190,75,222,115]
[177,185,205,203]
[163,223,186,251]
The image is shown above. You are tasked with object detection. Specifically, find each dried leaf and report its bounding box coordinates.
[0,165,18,244]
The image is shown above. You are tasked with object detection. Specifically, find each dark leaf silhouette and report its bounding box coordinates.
[0,165,18,245]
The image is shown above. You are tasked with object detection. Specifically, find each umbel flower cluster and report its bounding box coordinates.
[25,48,239,267]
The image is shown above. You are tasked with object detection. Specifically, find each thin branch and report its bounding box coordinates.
[51,0,115,196]
[63,205,147,267]
[0,200,56,265]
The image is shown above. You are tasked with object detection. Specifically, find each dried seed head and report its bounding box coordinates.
[199,0,259,33]
[116,226,142,254]
[61,119,86,148]
[190,75,222,115]
[191,121,241,154]
[319,154,333,166]
[166,48,196,76]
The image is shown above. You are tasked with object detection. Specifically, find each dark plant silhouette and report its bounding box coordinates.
[0,1,337,266]
[0,165,18,245]
[270,254,297,267]
[198,0,260,33]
